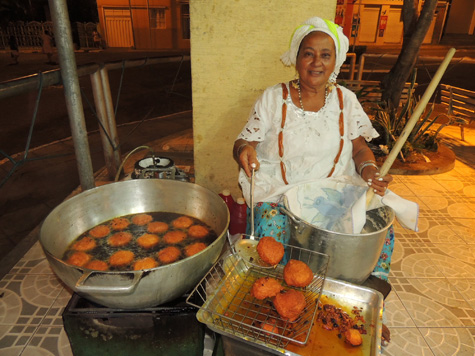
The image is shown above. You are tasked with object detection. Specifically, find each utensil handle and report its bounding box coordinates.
[75,270,143,293]
[366,47,456,207]
[250,166,255,236]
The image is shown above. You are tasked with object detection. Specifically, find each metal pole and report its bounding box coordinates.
[90,69,117,180]
[99,66,121,177]
[48,0,95,190]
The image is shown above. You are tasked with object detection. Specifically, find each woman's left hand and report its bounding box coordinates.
[361,166,393,196]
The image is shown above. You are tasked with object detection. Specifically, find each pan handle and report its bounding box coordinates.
[280,197,307,234]
[75,270,143,293]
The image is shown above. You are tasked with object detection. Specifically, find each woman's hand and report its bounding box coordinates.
[361,165,393,196]
[234,140,260,177]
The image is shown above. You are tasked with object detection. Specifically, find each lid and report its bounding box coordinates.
[236,198,245,204]
[221,189,231,196]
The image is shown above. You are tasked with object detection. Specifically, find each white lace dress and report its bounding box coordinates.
[237,82,379,204]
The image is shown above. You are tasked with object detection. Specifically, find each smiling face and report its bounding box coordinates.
[296,31,336,91]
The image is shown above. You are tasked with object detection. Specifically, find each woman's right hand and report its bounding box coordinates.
[235,142,260,177]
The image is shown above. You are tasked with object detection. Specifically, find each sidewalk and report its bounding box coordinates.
[0,112,193,278]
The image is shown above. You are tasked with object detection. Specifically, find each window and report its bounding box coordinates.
[150,8,166,29]
[181,3,190,39]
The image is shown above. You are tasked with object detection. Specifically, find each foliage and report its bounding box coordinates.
[369,69,459,160]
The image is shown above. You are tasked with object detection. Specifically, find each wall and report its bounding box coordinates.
[190,1,336,200]
[445,0,475,34]
[96,0,189,49]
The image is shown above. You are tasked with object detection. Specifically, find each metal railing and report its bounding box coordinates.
[0,54,190,190]
[0,21,99,50]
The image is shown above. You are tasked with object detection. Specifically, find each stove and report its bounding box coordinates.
[62,293,205,356]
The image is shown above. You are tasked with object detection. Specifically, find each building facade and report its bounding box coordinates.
[95,0,190,49]
[335,0,460,47]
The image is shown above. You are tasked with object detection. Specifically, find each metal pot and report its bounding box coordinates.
[39,179,229,309]
[282,197,394,285]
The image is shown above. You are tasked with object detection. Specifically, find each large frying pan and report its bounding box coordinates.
[39,179,229,309]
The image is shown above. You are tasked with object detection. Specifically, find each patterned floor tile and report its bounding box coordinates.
[0,324,34,354]
[389,243,444,278]
[449,225,475,244]
[385,291,417,328]
[388,183,415,197]
[381,327,434,356]
[419,327,475,356]
[429,244,475,267]
[426,224,466,244]
[21,326,73,356]
[0,274,63,326]
[396,290,471,327]
[449,279,475,310]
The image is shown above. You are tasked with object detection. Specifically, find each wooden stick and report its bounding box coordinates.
[366,48,456,207]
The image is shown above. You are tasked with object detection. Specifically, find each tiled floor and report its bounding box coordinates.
[0,126,474,356]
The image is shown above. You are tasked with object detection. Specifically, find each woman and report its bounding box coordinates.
[233,17,392,343]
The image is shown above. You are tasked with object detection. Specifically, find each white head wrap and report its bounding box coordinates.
[281,17,349,82]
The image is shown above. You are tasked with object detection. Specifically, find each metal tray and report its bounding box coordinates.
[188,252,383,355]
[186,248,329,350]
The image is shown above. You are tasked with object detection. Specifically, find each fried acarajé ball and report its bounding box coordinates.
[132,213,153,226]
[85,260,109,271]
[256,236,284,266]
[110,217,130,231]
[273,289,306,322]
[108,232,133,247]
[89,225,110,238]
[66,251,92,267]
[344,328,363,346]
[184,242,207,257]
[147,221,169,233]
[133,257,158,271]
[172,216,194,229]
[137,233,160,249]
[109,250,135,267]
[72,237,97,251]
[163,230,187,244]
[250,277,284,300]
[188,225,209,239]
[157,246,181,264]
[283,259,314,288]
[261,318,280,335]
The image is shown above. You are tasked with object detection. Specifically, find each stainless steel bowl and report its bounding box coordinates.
[282,198,394,285]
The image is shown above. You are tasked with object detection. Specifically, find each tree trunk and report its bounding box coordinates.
[381,0,438,108]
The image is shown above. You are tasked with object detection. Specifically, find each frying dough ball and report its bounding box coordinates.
[273,289,306,322]
[163,230,187,244]
[250,277,284,300]
[67,251,92,267]
[137,233,160,249]
[72,237,96,251]
[147,221,169,233]
[133,257,158,271]
[184,242,207,257]
[85,260,109,271]
[89,225,110,238]
[110,218,130,230]
[108,232,133,247]
[132,213,153,225]
[172,216,194,229]
[109,250,135,267]
[157,246,182,264]
[283,259,314,287]
[188,225,209,239]
[256,236,284,265]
